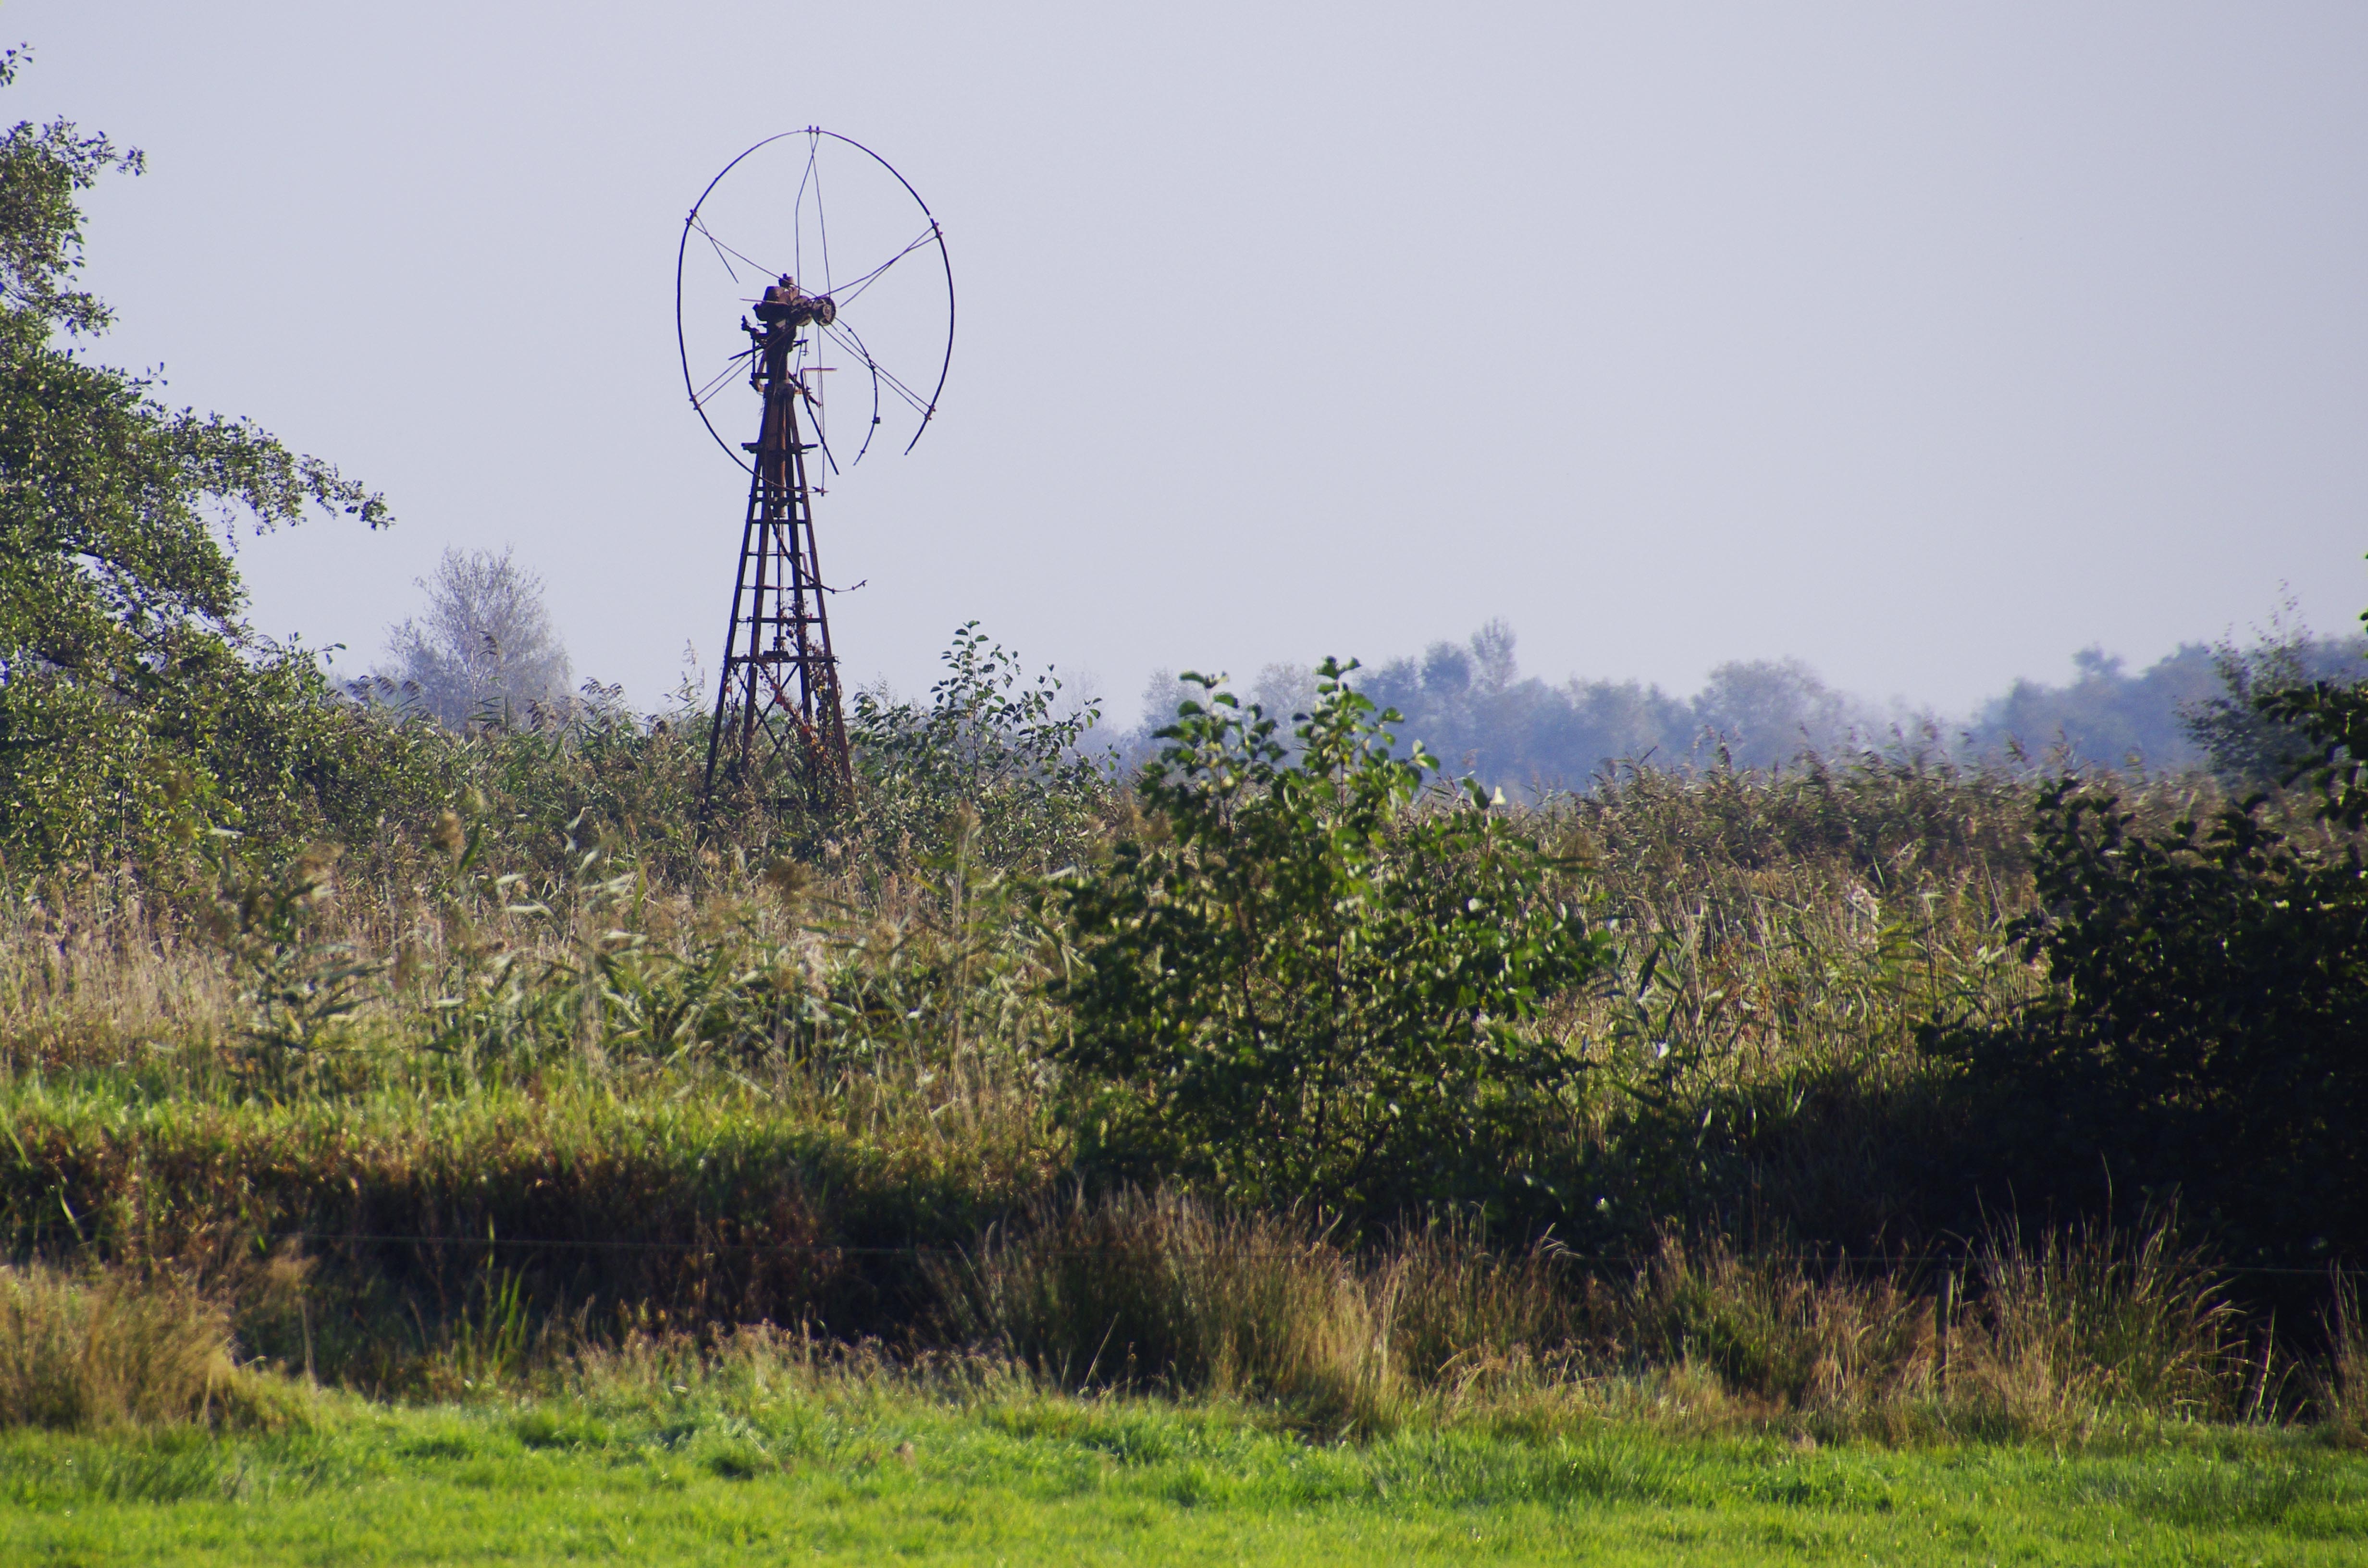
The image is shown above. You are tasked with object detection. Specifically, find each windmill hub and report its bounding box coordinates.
[752,274,836,330]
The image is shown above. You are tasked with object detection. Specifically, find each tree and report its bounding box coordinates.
[0,50,401,870]
[1691,658,1865,768]
[1347,622,1693,795]
[1963,643,2220,770]
[1055,660,1613,1213]
[2257,588,2368,832]
[371,547,573,729]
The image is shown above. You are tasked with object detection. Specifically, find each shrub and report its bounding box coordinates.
[1918,594,2368,1267]
[2257,596,2368,832]
[848,623,1113,873]
[1055,661,1613,1213]
[2182,608,2362,787]
[1926,774,2368,1264]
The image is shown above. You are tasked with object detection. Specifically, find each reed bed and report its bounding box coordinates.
[0,759,2354,1438]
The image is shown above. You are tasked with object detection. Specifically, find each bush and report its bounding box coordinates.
[1927,596,2368,1267]
[1055,660,1613,1214]
[847,622,1113,873]
[1926,778,2368,1264]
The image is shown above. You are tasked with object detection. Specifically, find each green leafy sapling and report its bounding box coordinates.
[1054,658,1613,1213]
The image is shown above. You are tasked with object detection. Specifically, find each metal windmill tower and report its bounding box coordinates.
[704,278,852,807]
[675,130,955,821]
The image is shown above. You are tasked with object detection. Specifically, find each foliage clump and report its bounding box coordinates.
[847,621,1112,872]
[1055,660,1612,1213]
[0,49,407,873]
[1929,592,2368,1266]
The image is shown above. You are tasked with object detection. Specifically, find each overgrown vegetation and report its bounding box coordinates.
[1927,597,2368,1270]
[2,672,2361,1440]
[1058,662,1609,1212]
[1,51,2365,1497]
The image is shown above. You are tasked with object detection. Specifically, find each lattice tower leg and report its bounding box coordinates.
[700,368,852,821]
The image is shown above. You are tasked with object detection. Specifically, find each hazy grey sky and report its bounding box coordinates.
[24,3,2368,716]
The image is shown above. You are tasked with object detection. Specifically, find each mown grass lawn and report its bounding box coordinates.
[3,1391,2364,1566]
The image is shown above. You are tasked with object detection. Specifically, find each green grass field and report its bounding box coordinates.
[5,1387,2365,1566]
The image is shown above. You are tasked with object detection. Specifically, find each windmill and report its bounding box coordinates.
[674,129,954,818]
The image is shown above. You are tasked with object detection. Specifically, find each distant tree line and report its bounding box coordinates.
[1124,612,2366,794]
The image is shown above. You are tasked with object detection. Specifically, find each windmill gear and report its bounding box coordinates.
[755,274,837,329]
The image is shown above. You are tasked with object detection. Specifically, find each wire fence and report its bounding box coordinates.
[212,1229,2368,1280]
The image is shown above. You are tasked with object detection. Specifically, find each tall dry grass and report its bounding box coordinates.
[935,1188,2249,1439]
[2309,1282,2368,1447]
[1599,1216,2240,1440]
[0,871,237,1073]
[0,1264,289,1429]
[1970,1217,2238,1423]
[936,1187,1402,1432]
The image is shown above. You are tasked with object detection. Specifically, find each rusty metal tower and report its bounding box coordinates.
[675,129,954,821]
[701,279,852,808]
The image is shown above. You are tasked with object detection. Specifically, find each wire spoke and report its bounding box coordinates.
[811,129,833,294]
[826,224,940,309]
[868,355,934,415]
[690,218,777,282]
[821,322,930,416]
[792,138,817,284]
[690,350,753,410]
[703,232,743,284]
[821,318,886,464]
[825,320,929,411]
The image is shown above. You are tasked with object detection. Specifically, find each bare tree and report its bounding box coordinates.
[371,547,572,728]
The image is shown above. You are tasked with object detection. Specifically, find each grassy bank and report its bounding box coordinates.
[4,1359,2365,1566]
